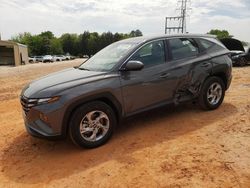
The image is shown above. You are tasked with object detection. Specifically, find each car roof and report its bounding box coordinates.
[119,33,216,44]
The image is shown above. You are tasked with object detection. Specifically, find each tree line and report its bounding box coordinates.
[11,29,248,57]
[207,29,233,39]
[11,30,143,56]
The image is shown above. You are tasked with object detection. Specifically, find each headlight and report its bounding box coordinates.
[37,96,60,105]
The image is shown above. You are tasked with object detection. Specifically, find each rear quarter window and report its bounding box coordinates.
[197,38,225,53]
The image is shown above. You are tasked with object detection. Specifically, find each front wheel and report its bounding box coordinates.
[198,76,225,110]
[69,101,116,148]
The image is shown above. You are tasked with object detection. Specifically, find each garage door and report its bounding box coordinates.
[0,46,15,65]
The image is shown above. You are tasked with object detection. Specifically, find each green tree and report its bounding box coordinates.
[51,38,63,55]
[60,33,78,56]
[40,31,54,39]
[10,30,143,56]
[207,29,233,39]
[39,31,56,55]
[87,32,100,55]
[129,29,143,37]
[78,31,90,56]
[11,32,32,44]
[28,35,43,55]
[11,32,32,54]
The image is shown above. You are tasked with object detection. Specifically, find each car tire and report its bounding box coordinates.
[198,76,225,110]
[69,101,116,148]
[239,57,247,67]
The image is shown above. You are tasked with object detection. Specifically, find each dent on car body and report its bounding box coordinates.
[173,70,206,104]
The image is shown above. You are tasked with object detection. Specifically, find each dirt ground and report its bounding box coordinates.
[0,60,249,188]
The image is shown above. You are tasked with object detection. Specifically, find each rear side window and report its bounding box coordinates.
[168,38,199,60]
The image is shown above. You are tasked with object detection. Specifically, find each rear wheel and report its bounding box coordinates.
[198,77,225,110]
[69,101,116,148]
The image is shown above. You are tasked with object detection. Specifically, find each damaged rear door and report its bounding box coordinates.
[166,37,212,104]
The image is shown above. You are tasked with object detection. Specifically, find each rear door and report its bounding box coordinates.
[165,37,212,101]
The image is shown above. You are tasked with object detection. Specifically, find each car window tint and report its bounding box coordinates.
[199,39,214,49]
[131,40,165,67]
[169,38,198,60]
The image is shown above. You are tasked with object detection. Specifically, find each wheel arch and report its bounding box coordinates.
[198,71,229,97]
[61,93,123,137]
[211,72,228,90]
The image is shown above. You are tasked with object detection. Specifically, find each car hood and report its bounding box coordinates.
[22,68,107,98]
[220,38,245,52]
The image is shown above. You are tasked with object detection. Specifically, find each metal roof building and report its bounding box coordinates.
[0,40,28,66]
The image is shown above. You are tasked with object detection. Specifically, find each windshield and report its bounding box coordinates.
[79,41,138,71]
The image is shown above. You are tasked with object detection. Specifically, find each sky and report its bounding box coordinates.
[0,0,249,41]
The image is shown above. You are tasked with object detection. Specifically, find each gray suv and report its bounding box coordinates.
[20,34,232,148]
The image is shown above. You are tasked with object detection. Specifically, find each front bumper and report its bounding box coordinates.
[20,96,66,139]
[23,112,61,139]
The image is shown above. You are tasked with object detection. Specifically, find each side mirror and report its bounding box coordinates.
[123,60,144,71]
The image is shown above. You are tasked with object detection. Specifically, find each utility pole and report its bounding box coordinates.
[165,0,190,34]
[181,0,187,33]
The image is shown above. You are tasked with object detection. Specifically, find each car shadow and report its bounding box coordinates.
[1,102,237,184]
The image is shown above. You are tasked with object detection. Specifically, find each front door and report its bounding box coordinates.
[120,40,176,115]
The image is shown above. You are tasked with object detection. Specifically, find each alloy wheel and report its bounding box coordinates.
[207,82,222,105]
[79,111,110,142]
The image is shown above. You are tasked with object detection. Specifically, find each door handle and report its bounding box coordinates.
[201,62,210,67]
[160,73,170,78]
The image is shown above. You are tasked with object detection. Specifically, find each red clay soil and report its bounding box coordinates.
[0,60,249,187]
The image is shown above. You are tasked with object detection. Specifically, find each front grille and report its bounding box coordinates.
[20,96,37,114]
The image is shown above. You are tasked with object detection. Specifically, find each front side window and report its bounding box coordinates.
[130,40,166,67]
[169,38,199,60]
